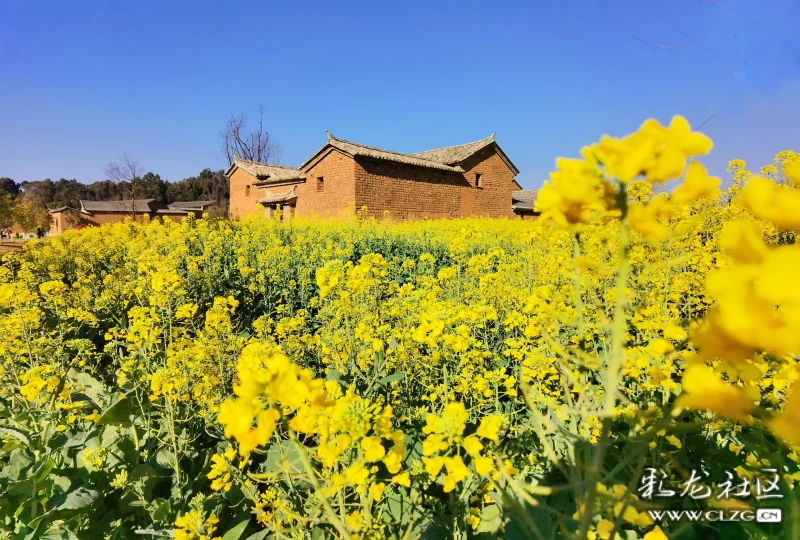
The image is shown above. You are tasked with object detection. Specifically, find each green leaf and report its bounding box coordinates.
[50,474,73,493]
[63,428,98,449]
[264,440,305,476]
[41,527,80,540]
[4,448,34,481]
[221,513,251,540]
[0,438,25,455]
[68,370,106,408]
[417,522,450,540]
[151,498,172,523]
[100,425,123,451]
[243,531,269,540]
[45,486,98,513]
[386,487,411,525]
[0,426,30,446]
[503,498,556,540]
[325,368,344,382]
[33,458,55,482]
[130,463,157,481]
[98,396,134,427]
[475,504,502,534]
[115,435,138,464]
[156,449,176,470]
[376,373,404,387]
[309,527,331,540]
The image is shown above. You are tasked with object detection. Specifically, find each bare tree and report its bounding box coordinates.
[220,104,282,165]
[104,153,144,219]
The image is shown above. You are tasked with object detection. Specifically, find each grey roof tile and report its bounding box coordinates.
[166,200,217,209]
[512,190,538,203]
[80,199,157,213]
[313,132,464,172]
[233,157,305,183]
[257,186,298,205]
[411,134,496,164]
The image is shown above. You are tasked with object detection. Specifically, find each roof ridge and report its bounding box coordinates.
[234,156,299,170]
[326,132,442,163]
[411,133,495,156]
[80,198,155,202]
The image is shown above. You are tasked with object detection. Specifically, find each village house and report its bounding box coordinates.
[227,132,525,220]
[47,199,218,235]
[511,190,540,220]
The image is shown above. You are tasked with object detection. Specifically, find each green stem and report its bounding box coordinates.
[289,430,352,540]
[573,233,584,343]
[165,397,182,500]
[577,419,611,539]
[31,478,37,521]
[131,425,140,465]
[604,183,630,415]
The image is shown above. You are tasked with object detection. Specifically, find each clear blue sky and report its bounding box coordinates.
[1,0,798,189]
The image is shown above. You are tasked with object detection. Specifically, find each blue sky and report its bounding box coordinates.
[1,0,798,189]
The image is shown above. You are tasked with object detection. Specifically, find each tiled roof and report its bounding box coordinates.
[411,134,496,164]
[167,200,217,209]
[512,190,539,212]
[257,186,298,205]
[309,132,464,172]
[512,190,538,203]
[232,157,305,183]
[236,131,519,178]
[80,199,157,213]
[154,209,190,214]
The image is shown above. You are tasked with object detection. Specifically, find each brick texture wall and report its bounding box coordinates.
[458,147,518,219]
[296,150,356,218]
[48,213,66,235]
[230,145,519,221]
[229,167,265,220]
[354,159,465,220]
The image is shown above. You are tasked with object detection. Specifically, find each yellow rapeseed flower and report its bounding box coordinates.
[676,365,753,420]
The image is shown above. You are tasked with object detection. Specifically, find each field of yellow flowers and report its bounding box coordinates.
[2,118,800,540]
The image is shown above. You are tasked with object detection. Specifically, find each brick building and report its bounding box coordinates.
[511,190,540,220]
[47,199,218,235]
[227,132,523,220]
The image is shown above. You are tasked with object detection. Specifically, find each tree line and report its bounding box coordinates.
[1,169,229,210]
[1,103,281,233]
[0,169,230,234]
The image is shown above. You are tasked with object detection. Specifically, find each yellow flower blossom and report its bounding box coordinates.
[462,435,484,457]
[370,482,385,502]
[534,157,614,227]
[476,414,503,443]
[392,472,411,487]
[361,436,386,462]
[643,526,669,540]
[474,456,494,476]
[671,162,720,205]
[676,365,753,420]
[737,176,800,229]
[443,455,471,493]
[207,448,236,492]
[770,385,800,446]
[422,402,468,455]
[596,518,615,540]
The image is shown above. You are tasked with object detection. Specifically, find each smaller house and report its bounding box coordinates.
[164,200,219,213]
[512,190,539,220]
[47,199,217,235]
[48,206,79,236]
